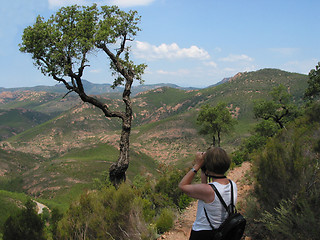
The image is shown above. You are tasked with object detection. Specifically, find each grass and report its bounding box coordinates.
[58,143,118,162]
[11,142,159,212]
[139,87,196,108]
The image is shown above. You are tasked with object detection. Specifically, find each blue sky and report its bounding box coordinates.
[0,0,319,88]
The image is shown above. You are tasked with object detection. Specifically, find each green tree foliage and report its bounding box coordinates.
[197,102,237,146]
[50,208,63,240]
[232,119,279,164]
[19,4,147,185]
[233,85,300,165]
[248,110,320,239]
[253,84,300,129]
[3,199,45,240]
[305,101,320,123]
[304,62,320,100]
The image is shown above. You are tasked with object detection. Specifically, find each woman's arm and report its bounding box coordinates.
[178,152,213,203]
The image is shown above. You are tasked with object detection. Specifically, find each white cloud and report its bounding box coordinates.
[222,67,236,72]
[156,69,191,76]
[219,54,253,62]
[134,41,210,60]
[48,0,155,8]
[242,65,258,72]
[204,61,218,68]
[282,59,318,74]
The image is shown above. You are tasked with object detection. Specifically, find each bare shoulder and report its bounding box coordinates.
[200,184,215,203]
[181,183,215,203]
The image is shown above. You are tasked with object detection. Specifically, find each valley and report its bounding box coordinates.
[0,68,309,234]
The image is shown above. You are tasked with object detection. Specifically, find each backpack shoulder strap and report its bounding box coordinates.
[204,180,235,230]
[203,207,214,229]
[209,180,234,214]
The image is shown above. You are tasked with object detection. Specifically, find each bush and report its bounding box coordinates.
[57,184,154,240]
[247,116,320,239]
[178,194,192,210]
[305,102,320,122]
[254,123,319,211]
[56,166,193,239]
[261,199,320,240]
[232,119,280,165]
[155,169,192,210]
[3,199,45,240]
[231,149,248,165]
[155,208,174,234]
[135,197,155,223]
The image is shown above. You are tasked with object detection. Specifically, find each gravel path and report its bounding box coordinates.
[33,200,49,214]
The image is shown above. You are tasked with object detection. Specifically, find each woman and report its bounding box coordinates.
[178,147,237,239]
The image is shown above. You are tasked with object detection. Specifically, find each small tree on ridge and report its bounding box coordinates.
[253,84,299,129]
[197,102,237,147]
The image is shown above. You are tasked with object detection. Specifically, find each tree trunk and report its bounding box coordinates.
[217,131,221,147]
[109,77,133,186]
[109,117,131,185]
[212,135,216,147]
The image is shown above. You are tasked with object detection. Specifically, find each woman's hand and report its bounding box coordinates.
[193,152,205,171]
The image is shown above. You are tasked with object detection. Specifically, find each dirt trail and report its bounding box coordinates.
[33,200,50,214]
[158,161,252,240]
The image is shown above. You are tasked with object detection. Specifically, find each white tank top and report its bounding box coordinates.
[192,181,238,231]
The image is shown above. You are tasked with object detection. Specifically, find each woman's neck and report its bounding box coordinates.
[206,172,229,184]
[206,171,225,178]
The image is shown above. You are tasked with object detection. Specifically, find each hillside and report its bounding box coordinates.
[0,108,51,141]
[1,68,308,160]
[0,68,309,212]
[0,90,81,114]
[129,69,308,163]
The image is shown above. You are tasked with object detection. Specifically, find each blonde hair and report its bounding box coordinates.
[204,147,231,174]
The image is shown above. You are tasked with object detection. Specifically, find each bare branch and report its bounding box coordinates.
[116,34,127,58]
[62,90,73,99]
[118,224,129,238]
[52,74,73,90]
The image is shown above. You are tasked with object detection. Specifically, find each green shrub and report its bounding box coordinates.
[305,102,320,122]
[253,123,319,211]
[247,116,320,239]
[155,208,174,234]
[49,208,63,240]
[3,199,46,240]
[261,199,320,240]
[57,184,153,240]
[135,197,155,223]
[178,194,192,210]
[231,149,248,165]
[155,169,192,210]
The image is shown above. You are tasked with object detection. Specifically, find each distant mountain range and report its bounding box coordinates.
[0,80,201,97]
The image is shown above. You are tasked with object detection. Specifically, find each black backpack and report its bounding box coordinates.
[204,180,246,240]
